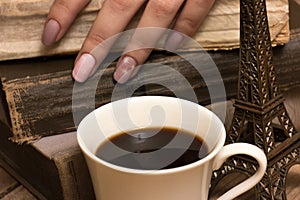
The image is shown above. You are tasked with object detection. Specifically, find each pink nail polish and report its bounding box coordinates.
[165,32,184,52]
[72,54,96,83]
[114,56,137,84]
[42,19,60,46]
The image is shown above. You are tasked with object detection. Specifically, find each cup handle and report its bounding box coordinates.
[212,143,267,200]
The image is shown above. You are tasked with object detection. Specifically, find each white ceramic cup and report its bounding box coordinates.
[77,96,267,200]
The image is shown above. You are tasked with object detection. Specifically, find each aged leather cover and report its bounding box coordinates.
[2,32,300,143]
[0,122,95,200]
[0,36,300,143]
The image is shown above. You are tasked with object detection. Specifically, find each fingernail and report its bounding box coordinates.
[72,54,96,83]
[42,19,60,46]
[114,56,137,84]
[165,32,184,52]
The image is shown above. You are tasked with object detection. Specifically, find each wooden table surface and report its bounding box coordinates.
[1,164,299,199]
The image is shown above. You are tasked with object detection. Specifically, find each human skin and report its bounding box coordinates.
[42,0,215,83]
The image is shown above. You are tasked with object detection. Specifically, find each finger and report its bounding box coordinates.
[72,0,145,82]
[165,0,215,51]
[113,0,185,83]
[42,0,91,46]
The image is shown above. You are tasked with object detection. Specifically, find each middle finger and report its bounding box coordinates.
[114,0,185,83]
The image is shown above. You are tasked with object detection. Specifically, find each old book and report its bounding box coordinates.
[3,51,230,143]
[0,122,95,200]
[0,88,9,127]
[2,28,300,143]
[0,0,289,61]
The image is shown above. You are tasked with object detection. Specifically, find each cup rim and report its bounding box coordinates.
[77,96,226,174]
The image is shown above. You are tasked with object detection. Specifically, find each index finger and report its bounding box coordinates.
[73,0,146,82]
[42,0,91,46]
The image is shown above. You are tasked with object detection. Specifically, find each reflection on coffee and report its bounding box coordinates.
[95,127,209,170]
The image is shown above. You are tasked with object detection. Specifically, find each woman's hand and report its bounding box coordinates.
[42,0,215,83]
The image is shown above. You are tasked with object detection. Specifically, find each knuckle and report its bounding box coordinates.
[127,35,154,51]
[194,0,208,7]
[88,32,107,46]
[149,0,179,18]
[109,0,132,12]
[180,17,199,31]
[55,0,72,15]
[130,48,151,60]
[125,39,152,57]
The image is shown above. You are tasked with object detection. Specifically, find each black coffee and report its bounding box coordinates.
[95,127,209,170]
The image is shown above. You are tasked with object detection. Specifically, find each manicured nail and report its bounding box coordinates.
[114,56,137,84]
[42,19,60,46]
[72,54,96,83]
[165,32,184,52]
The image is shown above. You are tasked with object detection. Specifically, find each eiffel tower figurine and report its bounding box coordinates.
[211,0,300,199]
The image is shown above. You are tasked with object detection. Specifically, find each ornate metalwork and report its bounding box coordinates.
[210,0,300,199]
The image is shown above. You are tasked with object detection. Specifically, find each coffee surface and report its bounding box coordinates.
[95,127,208,170]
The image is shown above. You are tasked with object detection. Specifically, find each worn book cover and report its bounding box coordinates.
[2,37,300,143]
[0,122,95,200]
